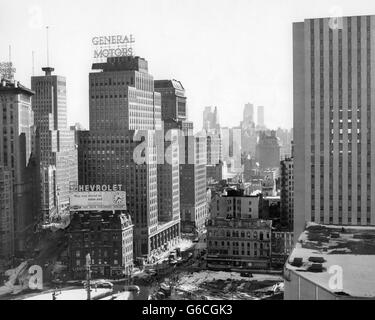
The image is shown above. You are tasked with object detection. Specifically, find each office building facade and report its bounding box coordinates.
[280,157,294,230]
[0,166,14,260]
[0,79,37,253]
[79,56,181,260]
[293,15,375,238]
[31,67,78,220]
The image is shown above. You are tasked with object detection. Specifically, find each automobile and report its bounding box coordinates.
[96,281,113,289]
[124,285,140,293]
[51,279,63,285]
[66,280,82,286]
[240,272,253,278]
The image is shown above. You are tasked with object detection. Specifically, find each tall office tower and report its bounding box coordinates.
[79,56,181,259]
[276,127,293,159]
[203,106,220,131]
[293,15,375,239]
[180,133,207,233]
[256,130,280,169]
[154,79,186,122]
[257,105,265,129]
[202,105,222,178]
[280,157,294,231]
[0,166,14,260]
[206,132,221,165]
[156,129,180,225]
[31,67,78,220]
[154,79,209,234]
[241,104,257,157]
[154,80,186,234]
[243,103,254,124]
[0,79,37,253]
[220,127,242,172]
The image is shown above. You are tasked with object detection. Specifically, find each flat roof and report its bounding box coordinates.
[286,222,375,298]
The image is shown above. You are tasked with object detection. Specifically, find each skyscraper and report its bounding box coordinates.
[280,157,294,231]
[155,79,207,235]
[243,103,254,124]
[257,105,265,129]
[79,56,180,259]
[203,106,219,131]
[154,80,185,230]
[179,133,207,233]
[255,130,280,169]
[293,15,375,239]
[0,79,36,253]
[31,67,78,221]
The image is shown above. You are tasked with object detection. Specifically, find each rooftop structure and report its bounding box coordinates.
[284,222,375,299]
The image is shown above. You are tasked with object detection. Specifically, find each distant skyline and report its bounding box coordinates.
[2,0,375,130]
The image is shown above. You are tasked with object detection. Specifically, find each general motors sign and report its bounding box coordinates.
[92,34,135,60]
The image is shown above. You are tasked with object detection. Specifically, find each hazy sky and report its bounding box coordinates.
[1,0,375,130]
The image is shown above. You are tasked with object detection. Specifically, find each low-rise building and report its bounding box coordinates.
[211,189,260,220]
[207,189,272,270]
[206,218,272,270]
[67,210,133,279]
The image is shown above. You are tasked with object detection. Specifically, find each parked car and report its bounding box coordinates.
[96,281,113,289]
[240,272,253,278]
[124,285,140,294]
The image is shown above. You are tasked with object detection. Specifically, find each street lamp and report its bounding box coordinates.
[86,253,91,300]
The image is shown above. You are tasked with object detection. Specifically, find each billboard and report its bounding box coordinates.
[69,191,126,211]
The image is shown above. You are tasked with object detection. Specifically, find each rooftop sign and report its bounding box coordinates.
[92,34,135,62]
[69,191,127,211]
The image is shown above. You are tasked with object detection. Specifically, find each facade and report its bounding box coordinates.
[205,130,221,166]
[256,105,265,129]
[256,130,280,169]
[67,210,133,279]
[210,189,260,220]
[154,79,186,122]
[0,79,37,253]
[206,162,223,182]
[207,193,272,270]
[202,106,220,131]
[276,127,293,159]
[221,127,242,174]
[243,103,254,124]
[271,231,293,267]
[156,129,180,225]
[280,157,294,230]
[31,67,78,221]
[261,169,278,197]
[241,103,258,157]
[78,56,180,260]
[293,15,375,239]
[0,166,14,260]
[180,134,207,234]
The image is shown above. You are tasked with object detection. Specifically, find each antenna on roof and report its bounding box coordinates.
[42,26,54,76]
[46,26,50,67]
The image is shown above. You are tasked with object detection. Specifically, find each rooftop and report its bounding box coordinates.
[286,222,375,298]
[0,79,34,96]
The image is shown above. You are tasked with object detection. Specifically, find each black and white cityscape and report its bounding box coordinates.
[0,0,375,303]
